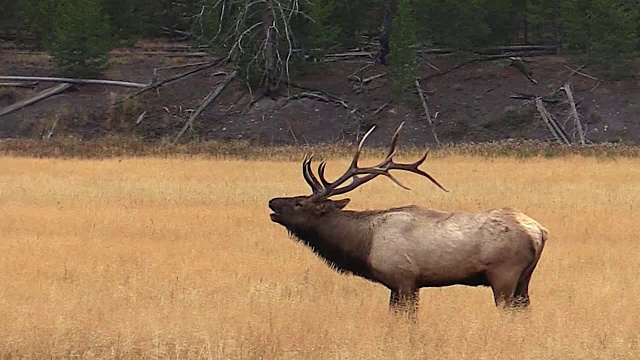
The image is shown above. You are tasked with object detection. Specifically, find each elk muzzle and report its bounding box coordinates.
[268,198,287,223]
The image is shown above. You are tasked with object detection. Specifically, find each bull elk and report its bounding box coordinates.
[268,123,548,317]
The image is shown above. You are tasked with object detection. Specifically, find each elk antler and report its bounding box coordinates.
[302,154,323,194]
[303,122,448,200]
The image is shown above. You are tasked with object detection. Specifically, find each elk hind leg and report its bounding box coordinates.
[486,269,520,309]
[513,259,540,308]
[513,274,531,308]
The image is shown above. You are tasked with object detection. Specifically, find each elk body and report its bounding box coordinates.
[268,124,548,317]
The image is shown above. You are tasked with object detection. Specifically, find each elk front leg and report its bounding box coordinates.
[389,288,419,319]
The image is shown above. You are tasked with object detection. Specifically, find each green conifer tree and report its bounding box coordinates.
[388,0,417,98]
[563,0,637,79]
[48,0,112,78]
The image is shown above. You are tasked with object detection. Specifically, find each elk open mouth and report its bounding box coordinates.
[268,203,280,222]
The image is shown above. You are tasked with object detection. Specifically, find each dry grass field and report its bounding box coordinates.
[1,154,639,359]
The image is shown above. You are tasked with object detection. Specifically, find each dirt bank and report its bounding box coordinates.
[1,43,639,146]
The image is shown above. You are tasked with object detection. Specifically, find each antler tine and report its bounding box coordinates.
[317,160,331,188]
[386,150,449,192]
[309,122,448,199]
[349,125,376,168]
[374,122,448,192]
[383,172,412,190]
[310,125,377,199]
[359,126,377,150]
[384,121,404,158]
[302,154,323,194]
[312,123,406,198]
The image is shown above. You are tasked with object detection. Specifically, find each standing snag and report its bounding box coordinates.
[268,123,548,318]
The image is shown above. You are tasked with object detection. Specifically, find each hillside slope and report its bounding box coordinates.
[1,45,638,146]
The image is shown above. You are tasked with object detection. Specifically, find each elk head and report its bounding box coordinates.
[268,122,448,231]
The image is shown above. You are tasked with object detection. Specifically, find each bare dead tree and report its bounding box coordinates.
[415,79,440,145]
[197,0,302,97]
[562,81,586,145]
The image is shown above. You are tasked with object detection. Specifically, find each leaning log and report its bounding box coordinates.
[0,76,147,88]
[562,82,586,145]
[534,97,570,146]
[172,71,237,144]
[113,56,228,105]
[0,83,73,118]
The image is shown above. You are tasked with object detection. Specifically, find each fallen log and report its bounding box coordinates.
[535,97,570,146]
[113,56,228,105]
[284,81,349,109]
[0,82,39,88]
[421,54,543,82]
[156,61,210,70]
[286,91,349,109]
[509,57,537,84]
[172,71,236,144]
[324,51,373,58]
[0,83,73,118]
[0,76,147,88]
[510,92,560,103]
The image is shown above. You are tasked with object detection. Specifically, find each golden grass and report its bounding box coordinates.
[1,155,639,359]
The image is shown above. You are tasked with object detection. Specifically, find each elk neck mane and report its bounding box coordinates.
[284,205,417,282]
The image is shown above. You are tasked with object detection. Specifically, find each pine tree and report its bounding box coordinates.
[563,0,637,79]
[48,0,112,78]
[527,0,563,44]
[414,0,490,50]
[19,0,56,48]
[102,0,143,44]
[304,0,341,57]
[388,0,417,98]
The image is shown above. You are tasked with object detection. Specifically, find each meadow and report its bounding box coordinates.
[1,153,639,359]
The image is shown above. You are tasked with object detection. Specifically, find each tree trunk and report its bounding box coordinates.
[263,0,278,97]
[378,0,397,65]
[523,14,529,44]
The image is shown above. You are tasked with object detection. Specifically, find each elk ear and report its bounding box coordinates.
[333,198,350,210]
[316,198,350,215]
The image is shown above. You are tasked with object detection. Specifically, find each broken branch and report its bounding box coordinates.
[43,117,60,139]
[362,73,386,84]
[563,65,600,82]
[373,101,390,115]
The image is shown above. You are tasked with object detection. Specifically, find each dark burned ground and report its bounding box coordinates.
[1,44,639,147]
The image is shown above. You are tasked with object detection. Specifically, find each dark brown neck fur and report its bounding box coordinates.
[286,210,377,281]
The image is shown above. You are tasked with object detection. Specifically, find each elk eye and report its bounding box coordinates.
[295,202,303,208]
